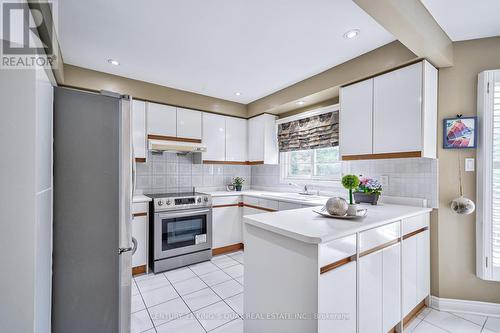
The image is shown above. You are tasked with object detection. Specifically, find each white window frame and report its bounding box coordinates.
[282,147,342,181]
[477,69,500,282]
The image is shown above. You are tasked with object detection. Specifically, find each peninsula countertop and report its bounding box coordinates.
[243,203,432,244]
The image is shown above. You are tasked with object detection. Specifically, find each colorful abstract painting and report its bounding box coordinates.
[443,117,477,149]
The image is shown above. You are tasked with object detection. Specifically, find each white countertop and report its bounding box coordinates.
[206,190,329,206]
[132,194,152,203]
[243,204,432,244]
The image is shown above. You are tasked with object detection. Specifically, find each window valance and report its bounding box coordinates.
[277,111,339,152]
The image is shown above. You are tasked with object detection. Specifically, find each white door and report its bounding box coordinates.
[373,62,422,154]
[225,117,248,162]
[147,102,177,138]
[382,243,401,332]
[318,262,357,333]
[340,79,373,156]
[177,107,202,140]
[359,250,383,333]
[248,117,264,162]
[416,230,430,302]
[202,113,226,161]
[212,206,242,248]
[132,100,146,160]
[402,236,418,316]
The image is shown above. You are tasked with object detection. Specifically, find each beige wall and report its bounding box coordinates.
[436,36,500,302]
[63,64,247,117]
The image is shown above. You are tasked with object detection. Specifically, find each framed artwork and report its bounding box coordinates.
[443,116,477,149]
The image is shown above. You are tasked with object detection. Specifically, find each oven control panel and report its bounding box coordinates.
[154,194,212,211]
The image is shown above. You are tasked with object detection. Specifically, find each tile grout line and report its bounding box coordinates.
[134,277,159,333]
[187,263,243,331]
[448,312,486,329]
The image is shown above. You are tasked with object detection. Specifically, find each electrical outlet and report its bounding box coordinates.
[465,158,475,172]
[379,175,389,187]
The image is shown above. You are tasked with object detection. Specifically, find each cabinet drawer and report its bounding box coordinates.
[243,196,259,206]
[132,202,148,215]
[258,199,279,210]
[402,214,429,236]
[319,234,356,269]
[278,201,303,211]
[359,222,400,254]
[213,196,241,206]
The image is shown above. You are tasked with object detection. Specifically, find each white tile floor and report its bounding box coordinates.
[131,251,244,333]
[131,251,500,333]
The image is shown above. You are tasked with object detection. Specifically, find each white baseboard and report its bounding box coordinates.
[430,295,500,318]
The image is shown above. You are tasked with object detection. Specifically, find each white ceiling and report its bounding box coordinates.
[421,0,500,41]
[57,0,394,103]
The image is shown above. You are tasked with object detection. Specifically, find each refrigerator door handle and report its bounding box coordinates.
[118,246,133,254]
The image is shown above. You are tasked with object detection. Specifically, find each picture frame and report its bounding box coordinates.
[443,116,477,149]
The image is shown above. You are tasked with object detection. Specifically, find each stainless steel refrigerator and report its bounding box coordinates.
[52,87,133,333]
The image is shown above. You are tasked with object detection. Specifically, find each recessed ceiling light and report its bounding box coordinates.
[343,29,360,39]
[296,100,305,106]
[235,92,241,96]
[107,59,120,66]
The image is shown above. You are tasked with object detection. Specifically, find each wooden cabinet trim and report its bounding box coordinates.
[133,212,147,217]
[359,238,400,258]
[147,134,202,143]
[213,203,241,209]
[202,160,264,165]
[342,151,422,161]
[135,157,146,163]
[403,227,428,240]
[132,265,147,276]
[403,300,426,327]
[242,203,277,212]
[320,255,356,275]
[212,243,244,256]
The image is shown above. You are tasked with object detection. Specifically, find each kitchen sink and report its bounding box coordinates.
[265,193,327,201]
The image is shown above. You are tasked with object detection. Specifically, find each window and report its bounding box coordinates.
[477,69,500,282]
[283,146,342,181]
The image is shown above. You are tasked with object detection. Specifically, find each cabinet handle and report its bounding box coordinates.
[320,255,356,274]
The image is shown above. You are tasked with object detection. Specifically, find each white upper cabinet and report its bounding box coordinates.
[147,102,176,138]
[177,107,202,140]
[340,79,373,156]
[202,113,226,161]
[132,100,147,161]
[339,60,437,159]
[248,114,278,164]
[225,117,248,162]
[373,62,423,154]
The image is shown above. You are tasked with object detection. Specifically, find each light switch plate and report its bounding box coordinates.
[379,175,389,187]
[465,158,475,172]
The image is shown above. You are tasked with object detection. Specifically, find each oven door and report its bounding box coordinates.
[154,208,212,260]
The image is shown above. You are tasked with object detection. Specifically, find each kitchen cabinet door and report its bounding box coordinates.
[247,114,278,164]
[416,230,430,302]
[278,201,302,211]
[213,206,242,248]
[132,100,147,161]
[202,113,226,161]
[318,261,356,333]
[373,62,422,154]
[248,116,264,162]
[132,214,147,267]
[177,107,202,140]
[402,235,418,317]
[147,102,177,138]
[226,117,248,162]
[359,250,383,333]
[382,243,401,332]
[340,79,373,157]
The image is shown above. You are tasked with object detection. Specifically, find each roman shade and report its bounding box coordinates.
[278,111,339,152]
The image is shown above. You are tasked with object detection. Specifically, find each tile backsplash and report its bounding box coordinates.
[135,152,251,193]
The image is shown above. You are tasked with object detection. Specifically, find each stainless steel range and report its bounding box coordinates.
[147,191,212,273]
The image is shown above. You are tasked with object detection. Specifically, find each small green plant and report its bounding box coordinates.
[233,177,245,186]
[342,174,360,205]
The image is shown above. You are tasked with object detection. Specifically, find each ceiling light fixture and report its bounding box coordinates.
[107,59,120,66]
[343,29,360,39]
[296,100,305,106]
[235,92,241,96]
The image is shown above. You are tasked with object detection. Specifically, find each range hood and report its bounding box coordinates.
[148,139,207,153]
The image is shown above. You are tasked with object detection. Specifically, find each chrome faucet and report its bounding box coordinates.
[288,182,312,195]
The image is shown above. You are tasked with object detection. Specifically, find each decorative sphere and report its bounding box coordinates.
[325,197,348,216]
[450,196,475,215]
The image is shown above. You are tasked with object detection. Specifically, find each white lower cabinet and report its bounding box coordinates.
[213,206,241,248]
[416,230,430,301]
[132,214,147,268]
[383,243,401,332]
[319,261,357,333]
[359,250,383,333]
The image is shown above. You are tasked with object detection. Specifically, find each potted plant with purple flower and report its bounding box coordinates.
[354,176,382,205]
